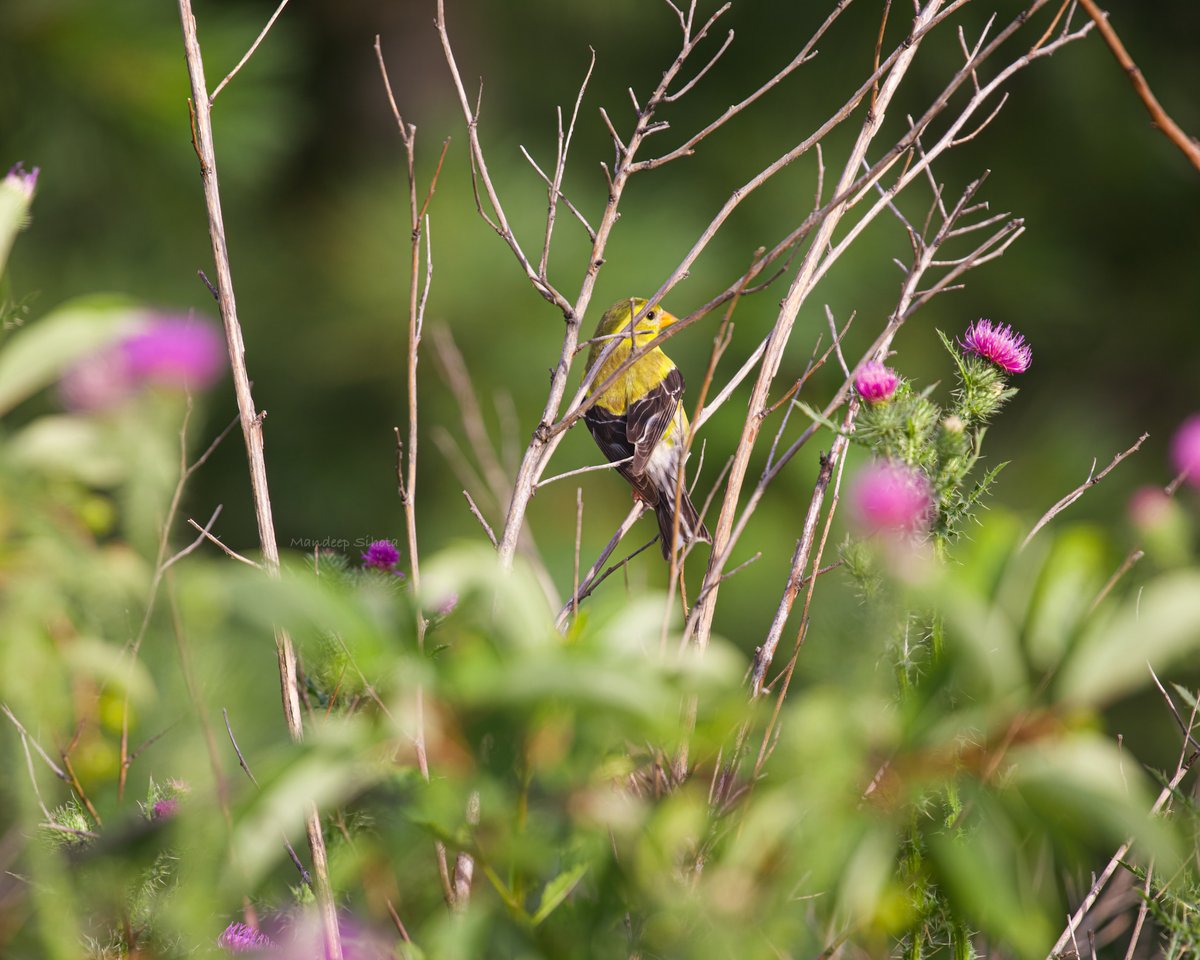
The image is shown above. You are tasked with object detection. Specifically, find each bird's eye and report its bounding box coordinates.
[647,310,657,321]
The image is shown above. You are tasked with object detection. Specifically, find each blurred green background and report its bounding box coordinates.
[3,0,1198,644]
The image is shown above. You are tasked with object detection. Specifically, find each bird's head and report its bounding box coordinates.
[594,296,679,341]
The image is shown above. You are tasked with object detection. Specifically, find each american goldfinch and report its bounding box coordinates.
[583,297,711,559]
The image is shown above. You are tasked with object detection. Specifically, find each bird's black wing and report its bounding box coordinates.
[625,366,684,476]
[585,404,658,506]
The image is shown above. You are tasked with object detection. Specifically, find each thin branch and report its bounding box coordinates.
[555,503,649,629]
[1148,664,1200,755]
[536,455,634,490]
[160,505,223,574]
[463,490,498,548]
[175,3,338,952]
[664,29,735,104]
[209,0,292,103]
[187,515,261,567]
[519,146,596,240]
[1022,433,1149,549]
[572,488,584,624]
[539,50,596,278]
[1075,0,1200,172]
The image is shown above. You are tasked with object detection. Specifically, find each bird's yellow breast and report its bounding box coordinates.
[584,297,679,415]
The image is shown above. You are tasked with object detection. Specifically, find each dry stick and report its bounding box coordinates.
[186,516,260,567]
[1075,0,1200,173]
[538,50,596,279]
[374,36,456,909]
[555,503,648,629]
[536,455,634,490]
[209,0,292,103]
[572,488,584,623]
[1021,432,1149,549]
[685,0,947,656]
[745,165,991,687]
[462,490,498,547]
[661,266,751,651]
[753,447,850,779]
[175,5,340,955]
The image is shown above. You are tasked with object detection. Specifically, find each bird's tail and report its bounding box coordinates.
[655,484,712,560]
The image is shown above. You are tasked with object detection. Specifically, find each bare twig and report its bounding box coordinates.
[176,4,339,952]
[209,0,292,103]
[555,503,649,629]
[1075,0,1200,172]
[375,34,457,910]
[1022,433,1149,549]
[186,515,260,567]
[463,489,498,548]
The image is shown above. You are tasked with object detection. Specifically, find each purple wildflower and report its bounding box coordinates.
[959,319,1032,374]
[121,315,225,389]
[436,592,459,617]
[151,798,178,820]
[218,922,275,953]
[60,313,225,411]
[1170,414,1200,488]
[1128,485,1172,529]
[361,540,401,572]
[855,361,899,403]
[4,162,40,200]
[850,460,933,535]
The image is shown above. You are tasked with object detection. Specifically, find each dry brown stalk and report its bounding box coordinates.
[176,3,340,954]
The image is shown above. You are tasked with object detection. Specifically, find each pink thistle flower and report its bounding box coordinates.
[361,540,401,573]
[855,361,899,403]
[218,922,275,953]
[151,798,178,820]
[959,319,1032,374]
[1170,414,1200,487]
[1127,486,1172,529]
[121,315,225,389]
[850,460,933,535]
[60,313,225,411]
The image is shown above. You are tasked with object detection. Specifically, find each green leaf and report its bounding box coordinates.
[530,862,589,926]
[1058,570,1200,705]
[0,296,142,416]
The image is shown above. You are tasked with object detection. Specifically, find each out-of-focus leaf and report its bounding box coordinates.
[930,819,1055,960]
[66,636,155,705]
[8,415,128,485]
[226,720,378,889]
[1058,570,1200,705]
[1007,734,1177,868]
[531,862,589,925]
[1024,525,1108,669]
[0,296,141,415]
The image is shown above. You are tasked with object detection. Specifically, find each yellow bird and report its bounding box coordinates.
[583,297,711,559]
